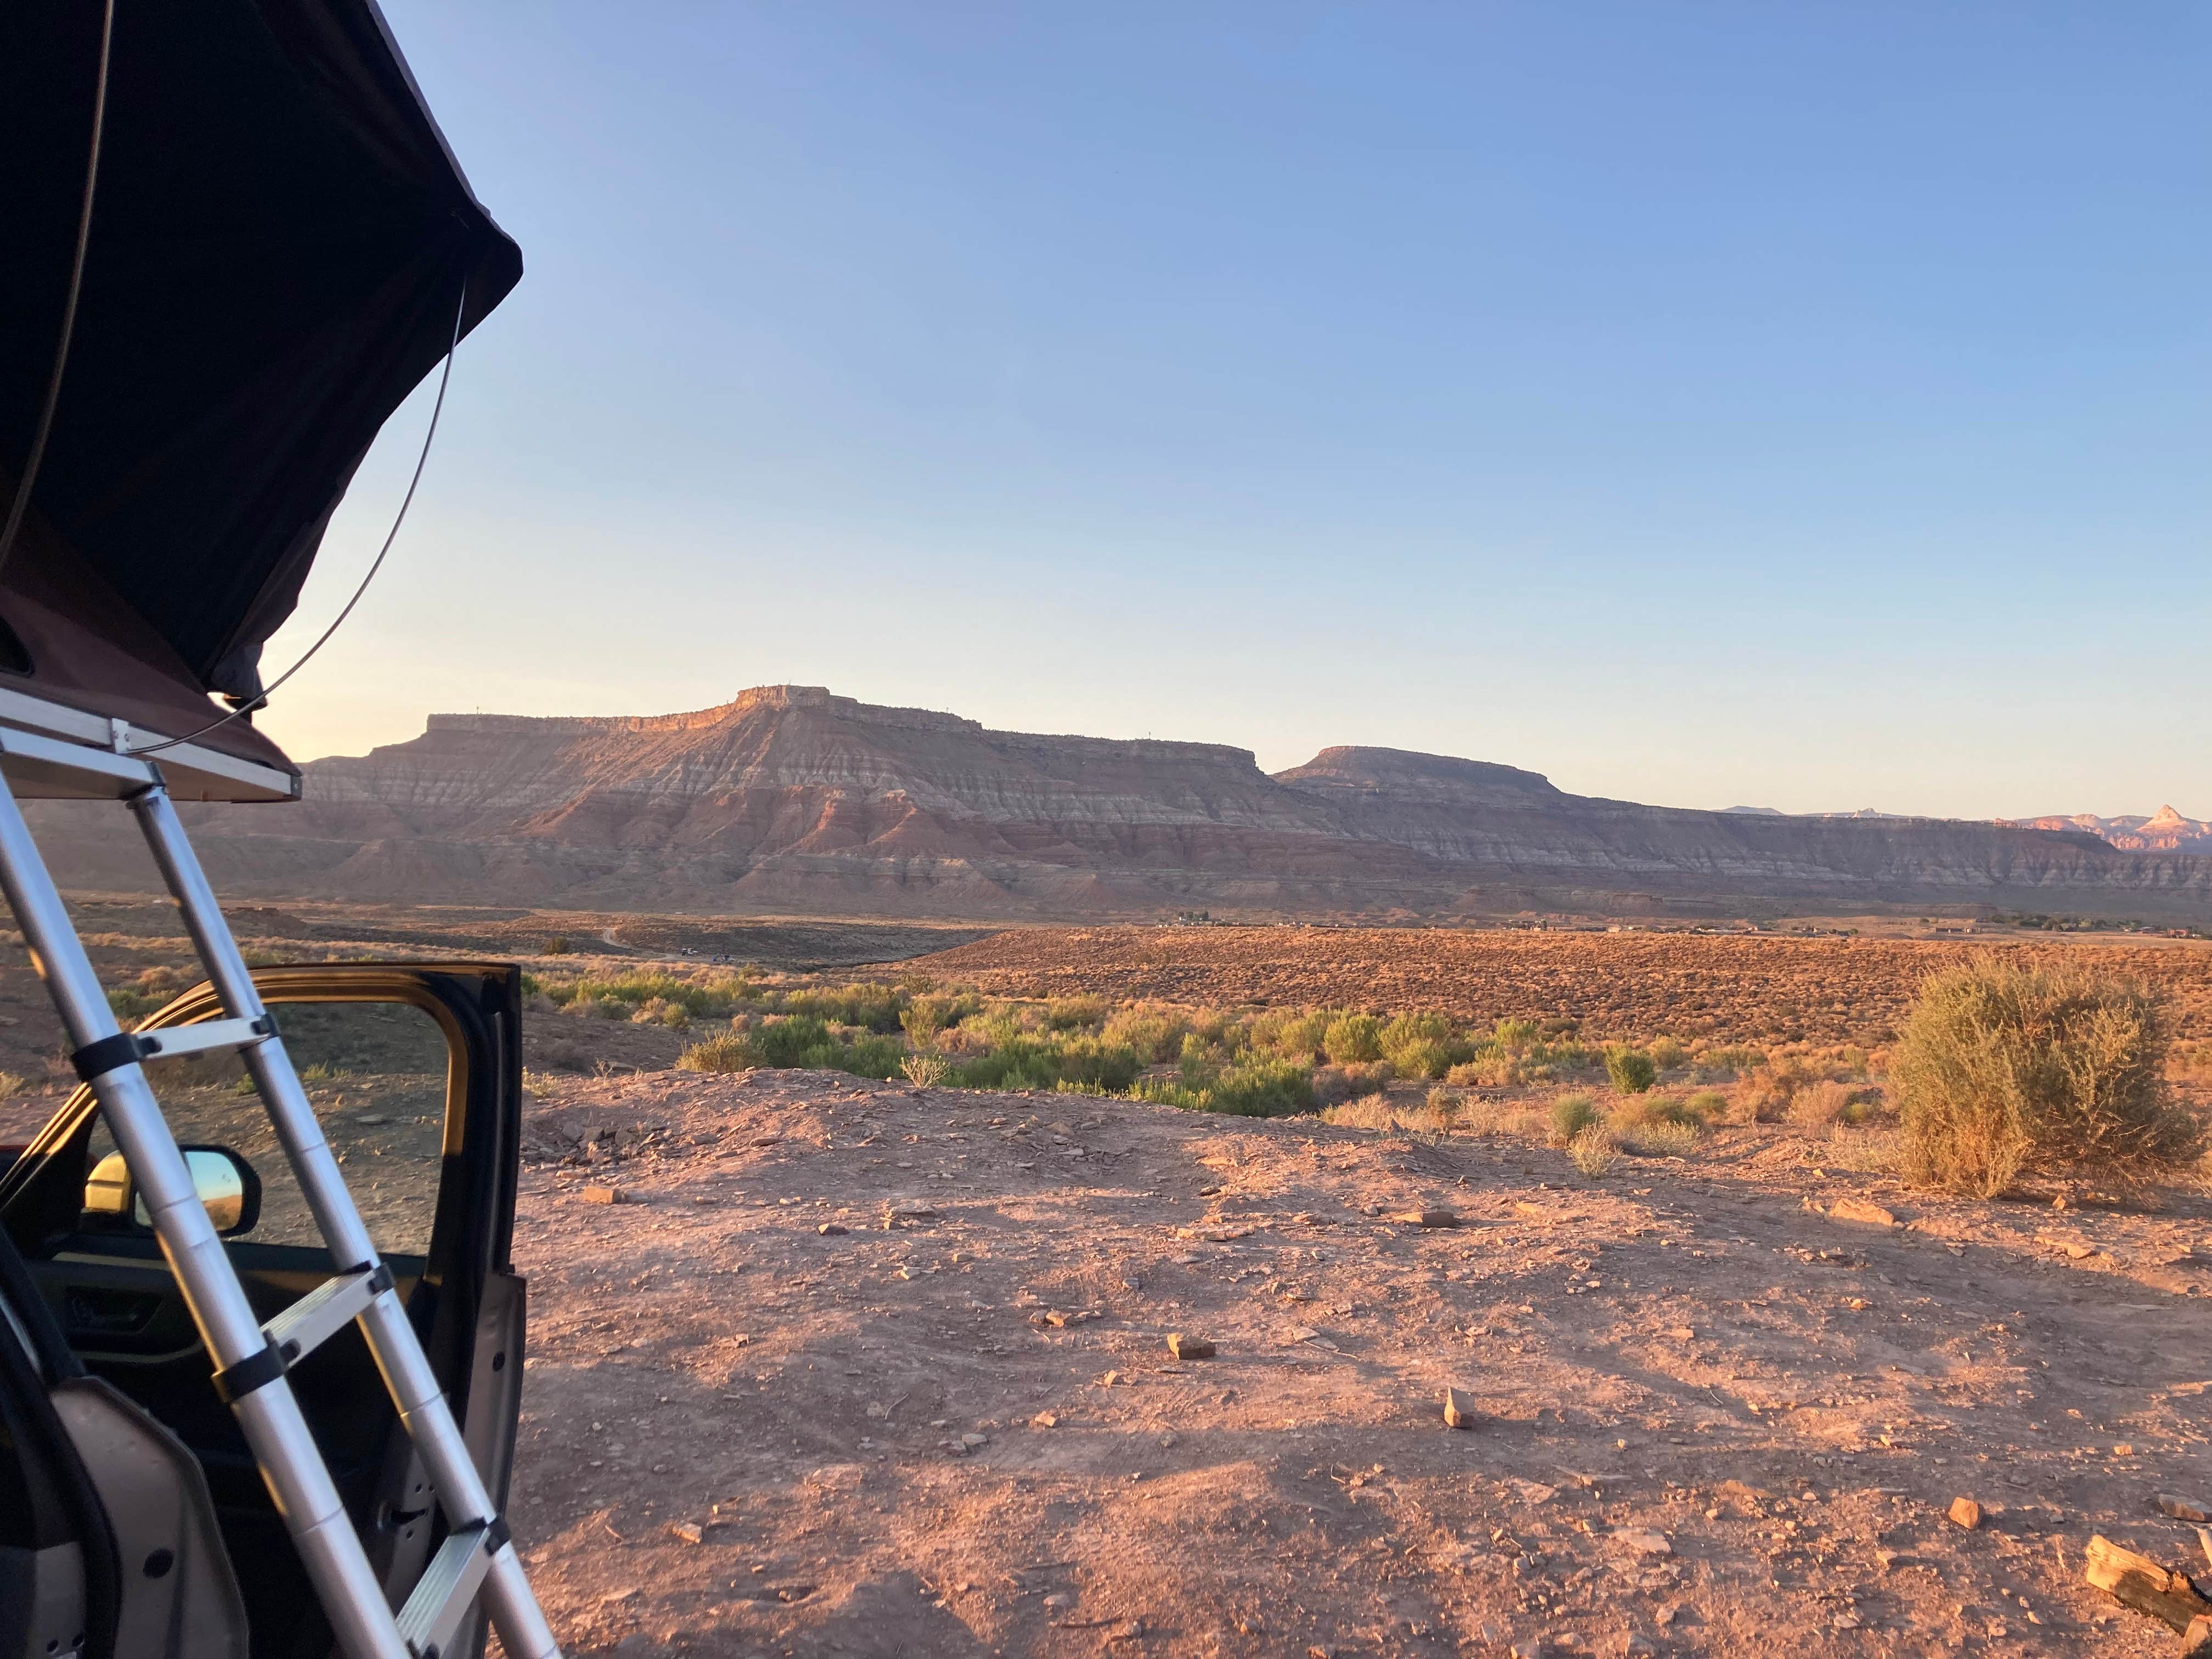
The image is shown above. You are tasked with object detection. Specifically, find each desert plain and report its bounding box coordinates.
[6,904,2212,1658]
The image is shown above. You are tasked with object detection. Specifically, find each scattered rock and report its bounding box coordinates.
[1395,1209,1459,1228]
[2162,1495,2212,1522]
[1043,1593,1071,1610]
[1443,1387,1477,1430]
[599,1588,639,1605]
[1611,1529,1672,1557]
[665,1522,704,1545]
[1167,1333,1215,1360]
[817,1222,848,1235]
[1828,1198,1897,1228]
[582,1186,627,1205]
[1949,1497,1982,1530]
[961,1432,988,1449]
[1032,1412,1059,1429]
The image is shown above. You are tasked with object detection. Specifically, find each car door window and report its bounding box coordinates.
[83,1000,453,1259]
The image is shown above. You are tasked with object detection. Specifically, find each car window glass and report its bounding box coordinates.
[83,1001,452,1260]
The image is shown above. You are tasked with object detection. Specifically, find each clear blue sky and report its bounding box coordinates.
[260,3,2209,820]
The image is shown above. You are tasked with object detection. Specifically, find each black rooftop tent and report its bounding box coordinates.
[1,0,521,799]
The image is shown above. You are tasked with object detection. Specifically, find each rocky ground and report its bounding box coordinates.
[502,1069,2212,1659]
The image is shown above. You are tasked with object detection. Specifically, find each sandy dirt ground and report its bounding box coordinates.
[503,1069,2212,1659]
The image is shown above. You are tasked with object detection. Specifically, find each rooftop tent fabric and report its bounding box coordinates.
[0,0,520,756]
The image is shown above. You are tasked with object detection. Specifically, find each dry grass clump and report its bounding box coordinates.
[1617,1121,1699,1158]
[1891,955,2200,1196]
[1787,1079,1855,1130]
[1822,1123,1902,1175]
[1318,1092,1457,1135]
[901,1051,950,1088]
[1567,1126,1617,1176]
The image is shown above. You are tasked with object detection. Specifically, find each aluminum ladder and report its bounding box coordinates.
[0,724,560,1659]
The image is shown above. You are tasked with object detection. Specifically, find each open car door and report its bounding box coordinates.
[0,964,527,1659]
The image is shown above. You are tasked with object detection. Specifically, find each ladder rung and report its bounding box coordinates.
[264,1263,392,1367]
[130,1015,273,1063]
[396,1523,499,1659]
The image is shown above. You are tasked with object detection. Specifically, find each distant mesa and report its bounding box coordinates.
[1996,805,2212,856]
[26,685,2212,923]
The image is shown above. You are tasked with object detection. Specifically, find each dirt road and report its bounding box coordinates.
[505,1070,2212,1657]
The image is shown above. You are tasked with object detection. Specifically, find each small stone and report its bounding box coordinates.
[1948,1496,1982,1530]
[1510,1641,1548,1659]
[961,1432,988,1448]
[582,1185,625,1205]
[2064,1242,2092,1259]
[2114,1443,2135,1457]
[1654,1604,1678,1627]
[599,1587,639,1604]
[2159,1493,2212,1521]
[1443,1387,1477,1430]
[1625,1638,1659,1658]
[1611,1528,1672,1557]
[1395,1209,1459,1228]
[1829,1198,1897,1227]
[1167,1333,1215,1360]
[1031,1411,1059,1428]
[1043,1593,1071,1610]
[666,1522,704,1544]
[817,1222,848,1235]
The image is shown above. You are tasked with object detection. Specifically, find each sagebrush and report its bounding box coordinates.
[1891,956,2198,1195]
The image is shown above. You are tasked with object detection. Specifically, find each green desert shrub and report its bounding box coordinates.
[1253,1009,1332,1062]
[1101,1004,1191,1063]
[1137,1056,1313,1118]
[1647,1034,1690,1073]
[1379,1012,1457,1079]
[1322,1013,1384,1065]
[782,981,904,1033]
[1605,1047,1658,1094]
[1044,995,1108,1031]
[1684,1088,1730,1120]
[1891,955,2199,1195]
[1549,1092,1601,1146]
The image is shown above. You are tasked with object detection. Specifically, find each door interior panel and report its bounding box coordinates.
[0,965,523,1659]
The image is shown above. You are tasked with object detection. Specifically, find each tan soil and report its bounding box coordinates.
[898,928,2212,1047]
[504,1068,2212,1658]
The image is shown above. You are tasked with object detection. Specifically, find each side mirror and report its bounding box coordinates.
[83,1145,262,1237]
